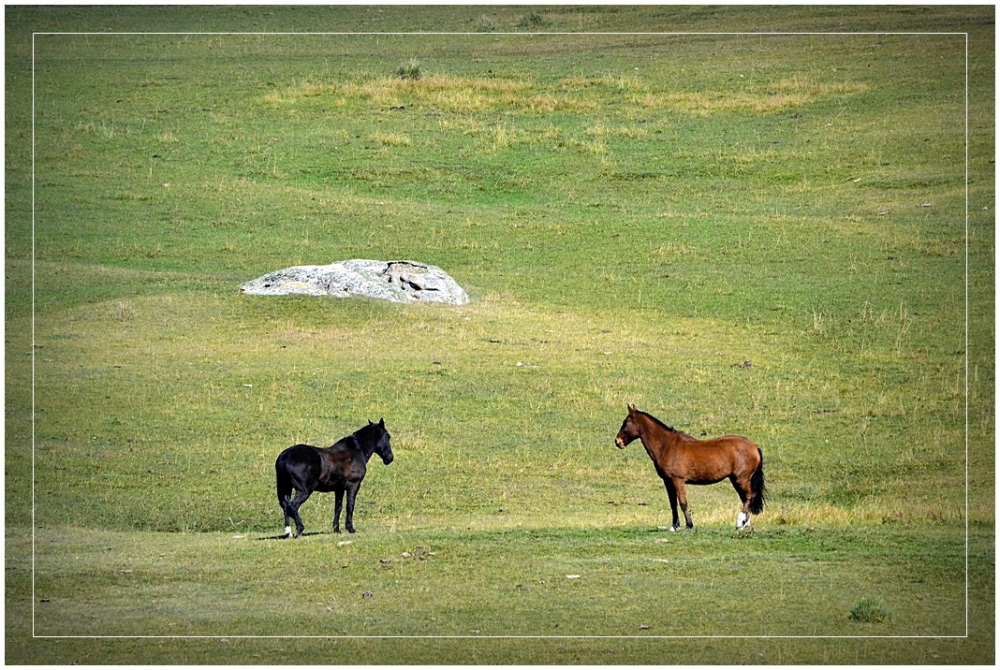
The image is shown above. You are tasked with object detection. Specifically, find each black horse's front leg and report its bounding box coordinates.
[345,482,362,533]
[333,489,345,533]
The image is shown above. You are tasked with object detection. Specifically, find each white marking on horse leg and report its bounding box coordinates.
[285,525,292,537]
[669,525,676,533]
[736,512,748,529]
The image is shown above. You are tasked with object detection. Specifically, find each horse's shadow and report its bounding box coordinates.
[257,531,327,541]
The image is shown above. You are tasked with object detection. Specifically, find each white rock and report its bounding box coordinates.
[241,260,469,305]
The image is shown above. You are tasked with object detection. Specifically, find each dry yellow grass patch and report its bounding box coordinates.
[374,72,832,118]
[585,123,649,140]
[261,74,606,114]
[558,74,646,92]
[371,131,412,147]
[335,74,536,112]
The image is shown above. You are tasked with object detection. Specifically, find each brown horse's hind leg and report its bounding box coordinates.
[730,475,753,529]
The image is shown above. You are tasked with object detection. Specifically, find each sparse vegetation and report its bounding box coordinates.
[395,58,422,81]
[850,596,893,624]
[517,12,549,30]
[475,14,499,32]
[371,131,412,147]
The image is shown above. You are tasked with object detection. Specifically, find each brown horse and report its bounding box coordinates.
[615,404,765,531]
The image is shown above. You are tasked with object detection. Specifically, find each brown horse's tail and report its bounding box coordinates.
[749,448,766,515]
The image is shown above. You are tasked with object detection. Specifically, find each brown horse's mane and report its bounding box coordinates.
[637,409,689,437]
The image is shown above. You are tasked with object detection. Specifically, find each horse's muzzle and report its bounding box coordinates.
[382,454,394,465]
[614,437,627,449]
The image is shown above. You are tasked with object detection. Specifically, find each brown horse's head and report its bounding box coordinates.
[615,404,642,449]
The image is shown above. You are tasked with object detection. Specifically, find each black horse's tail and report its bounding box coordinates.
[749,448,766,515]
[275,457,293,511]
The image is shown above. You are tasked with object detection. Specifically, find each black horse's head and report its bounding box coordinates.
[369,418,394,465]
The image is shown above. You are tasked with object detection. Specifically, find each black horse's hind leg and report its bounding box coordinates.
[286,489,312,537]
[663,478,681,531]
[280,495,293,537]
[276,470,296,537]
[333,489,345,533]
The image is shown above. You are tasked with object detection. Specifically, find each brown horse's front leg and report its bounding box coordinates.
[674,480,694,529]
[663,479,681,531]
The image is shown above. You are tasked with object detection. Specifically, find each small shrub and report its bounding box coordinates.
[475,15,499,32]
[396,59,421,81]
[114,301,135,321]
[517,12,548,29]
[849,597,892,623]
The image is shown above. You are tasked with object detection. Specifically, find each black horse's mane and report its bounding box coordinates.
[355,422,382,437]
[329,421,385,450]
[356,420,386,436]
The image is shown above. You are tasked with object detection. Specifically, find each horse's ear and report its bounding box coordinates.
[379,418,385,428]
[628,403,637,413]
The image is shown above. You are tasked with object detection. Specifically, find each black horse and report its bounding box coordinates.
[275,419,393,537]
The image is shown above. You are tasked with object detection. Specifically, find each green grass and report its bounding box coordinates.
[6,5,994,665]
[19,525,971,637]
[849,596,893,625]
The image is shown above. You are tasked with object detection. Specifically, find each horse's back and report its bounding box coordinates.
[715,435,761,474]
[716,434,758,449]
[673,434,759,482]
[710,434,760,458]
[276,444,324,478]
[320,438,367,482]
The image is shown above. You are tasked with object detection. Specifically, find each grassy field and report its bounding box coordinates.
[6,5,994,664]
